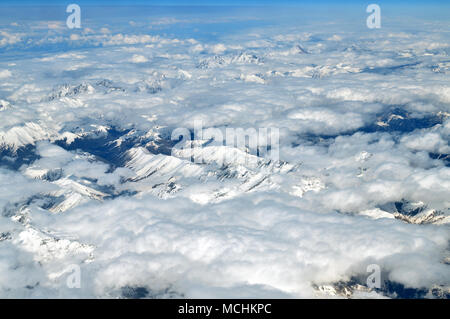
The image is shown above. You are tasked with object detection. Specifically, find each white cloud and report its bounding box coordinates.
[401,130,450,154]
[0,7,449,299]
[69,34,80,41]
[105,34,159,46]
[130,54,148,63]
[100,27,111,34]
[0,31,21,47]
[210,43,227,54]
[0,70,12,79]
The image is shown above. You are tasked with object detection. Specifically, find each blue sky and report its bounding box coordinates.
[1,0,450,5]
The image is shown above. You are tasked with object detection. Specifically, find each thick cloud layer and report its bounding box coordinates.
[0,5,449,298]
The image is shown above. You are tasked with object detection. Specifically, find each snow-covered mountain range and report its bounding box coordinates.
[0,4,449,298]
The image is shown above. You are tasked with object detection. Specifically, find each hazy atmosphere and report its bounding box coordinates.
[0,1,449,299]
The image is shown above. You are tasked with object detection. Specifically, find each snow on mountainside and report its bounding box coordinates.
[0,5,449,299]
[197,52,264,69]
[0,99,11,111]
